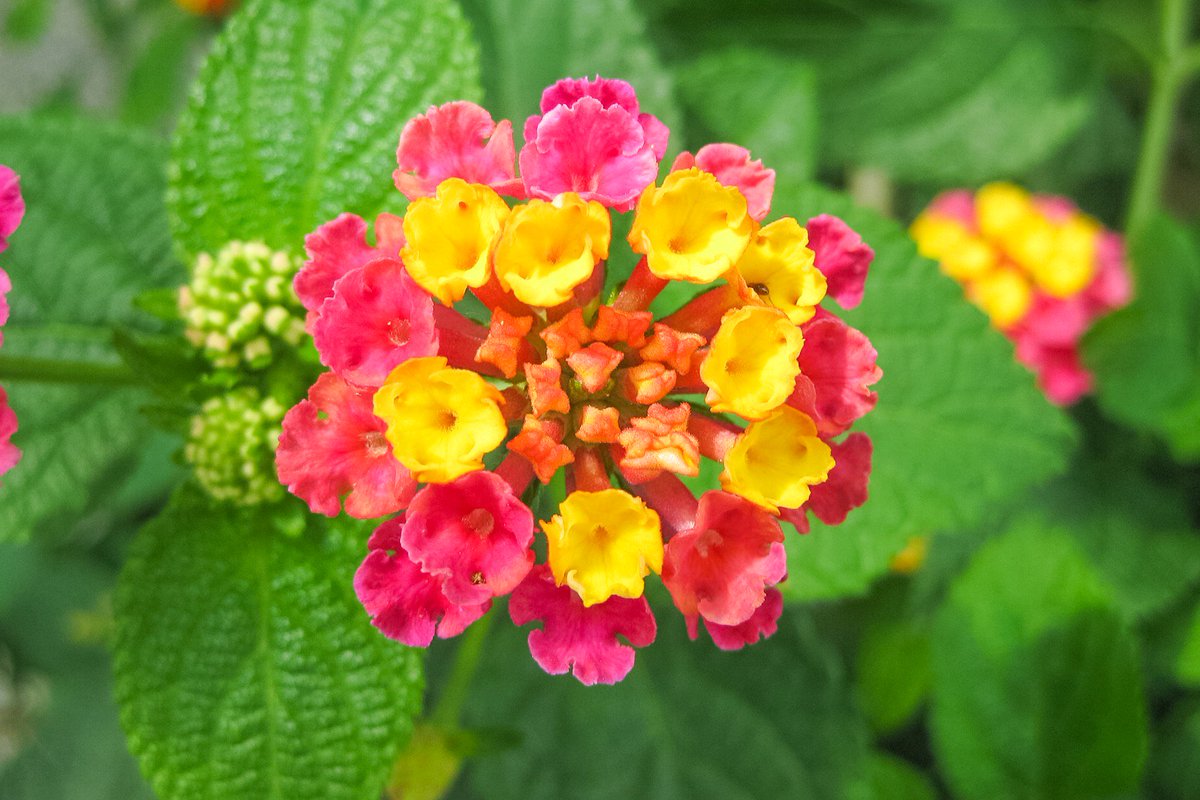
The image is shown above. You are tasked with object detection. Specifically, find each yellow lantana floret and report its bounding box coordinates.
[910,212,970,261]
[969,267,1032,329]
[400,179,510,305]
[700,306,804,420]
[493,193,610,306]
[1028,213,1098,298]
[722,406,834,512]
[372,356,506,483]
[976,182,1035,243]
[736,217,827,325]
[543,488,663,607]
[628,168,754,283]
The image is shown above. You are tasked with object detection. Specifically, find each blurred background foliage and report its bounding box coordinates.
[1,0,1198,799]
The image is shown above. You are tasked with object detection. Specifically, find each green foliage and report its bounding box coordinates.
[168,0,482,260]
[1086,214,1200,460]
[649,0,1101,184]
[771,181,1076,599]
[930,522,1148,800]
[0,115,183,542]
[458,0,683,146]
[1146,700,1200,800]
[675,47,818,181]
[867,753,937,800]
[856,617,931,735]
[113,488,423,800]
[460,606,873,800]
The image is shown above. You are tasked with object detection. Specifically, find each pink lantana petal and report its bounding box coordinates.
[0,267,10,346]
[928,190,977,228]
[662,491,786,628]
[781,432,873,533]
[0,165,24,254]
[296,213,404,330]
[1013,294,1091,348]
[1088,233,1133,312]
[539,76,669,159]
[276,372,417,519]
[401,471,535,606]
[789,315,882,437]
[671,144,775,222]
[311,256,438,387]
[703,587,784,651]
[0,386,20,480]
[806,214,874,309]
[509,564,656,686]
[355,518,491,647]
[1013,338,1093,406]
[393,101,523,200]
[520,96,659,212]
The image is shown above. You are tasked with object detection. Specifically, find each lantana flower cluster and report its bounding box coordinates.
[276,77,882,684]
[911,183,1132,404]
[0,165,23,483]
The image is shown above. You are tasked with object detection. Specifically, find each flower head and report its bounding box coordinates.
[0,166,25,255]
[912,182,1132,404]
[186,388,286,505]
[276,76,882,684]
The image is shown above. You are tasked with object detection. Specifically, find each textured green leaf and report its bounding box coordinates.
[168,0,481,259]
[458,0,683,147]
[0,115,183,542]
[647,0,1100,183]
[462,603,872,800]
[1146,699,1200,800]
[675,47,817,182]
[1086,214,1200,460]
[113,489,424,800]
[930,522,1147,800]
[771,181,1075,599]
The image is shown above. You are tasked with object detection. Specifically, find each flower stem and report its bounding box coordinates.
[1126,0,1197,235]
[0,355,137,386]
[430,610,495,729]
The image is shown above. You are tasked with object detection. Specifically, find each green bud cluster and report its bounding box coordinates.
[179,241,307,370]
[184,388,287,506]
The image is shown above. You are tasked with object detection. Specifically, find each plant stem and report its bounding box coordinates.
[430,611,495,729]
[1126,0,1196,235]
[0,355,138,386]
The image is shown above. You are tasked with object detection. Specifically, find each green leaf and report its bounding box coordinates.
[930,522,1148,800]
[1086,214,1200,460]
[648,0,1100,183]
[457,0,683,147]
[771,181,1076,599]
[856,617,931,735]
[121,13,206,133]
[1146,699,1200,800]
[867,753,937,800]
[675,47,818,181]
[113,489,424,800]
[168,0,481,259]
[462,604,873,800]
[0,115,184,542]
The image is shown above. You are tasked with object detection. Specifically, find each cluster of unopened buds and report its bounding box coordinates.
[0,165,23,483]
[911,183,1132,405]
[275,77,882,684]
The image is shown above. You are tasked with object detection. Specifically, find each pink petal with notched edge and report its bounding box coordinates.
[400,471,535,606]
[276,372,417,519]
[671,144,775,221]
[1088,233,1133,312]
[295,213,405,331]
[311,257,438,387]
[789,314,882,437]
[520,96,659,212]
[0,166,24,254]
[509,564,657,686]
[539,76,669,159]
[0,267,10,346]
[0,386,20,481]
[782,432,873,533]
[393,101,523,200]
[662,491,786,629]
[703,587,783,650]
[806,214,873,309]
[355,520,491,647]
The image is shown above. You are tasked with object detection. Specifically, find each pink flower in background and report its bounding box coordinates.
[0,387,19,480]
[0,166,24,254]
[912,182,1133,405]
[0,165,22,482]
[394,101,524,200]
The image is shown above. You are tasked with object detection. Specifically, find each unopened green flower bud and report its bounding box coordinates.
[179,241,307,371]
[184,388,287,506]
